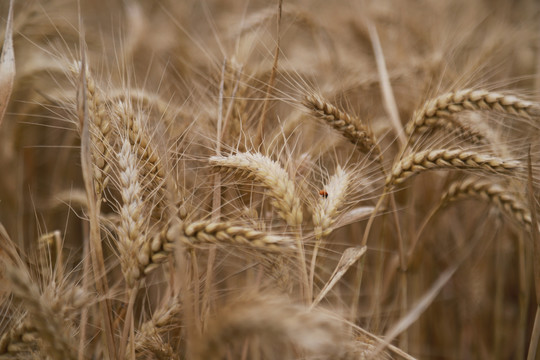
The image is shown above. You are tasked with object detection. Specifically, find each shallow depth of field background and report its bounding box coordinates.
[0,0,540,359]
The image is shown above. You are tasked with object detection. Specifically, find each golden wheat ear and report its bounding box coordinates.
[441,177,531,229]
[386,148,522,187]
[405,89,540,142]
[209,152,303,227]
[303,93,381,158]
[70,62,114,197]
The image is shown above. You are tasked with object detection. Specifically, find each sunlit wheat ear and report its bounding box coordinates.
[441,177,532,229]
[195,294,346,360]
[70,62,113,196]
[115,137,149,287]
[3,266,78,360]
[312,166,351,239]
[113,100,167,218]
[209,152,303,227]
[386,149,522,187]
[303,93,381,157]
[133,298,182,359]
[405,89,540,140]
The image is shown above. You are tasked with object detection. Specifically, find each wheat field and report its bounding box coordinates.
[1,0,540,359]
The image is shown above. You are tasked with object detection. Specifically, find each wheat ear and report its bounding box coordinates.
[313,166,351,239]
[405,89,539,138]
[116,138,148,287]
[71,62,113,196]
[142,216,293,275]
[387,149,522,186]
[304,93,380,156]
[441,177,532,229]
[209,152,303,226]
[133,299,182,359]
[310,166,352,294]
[196,294,344,359]
[0,320,39,356]
[4,267,77,360]
[183,220,295,250]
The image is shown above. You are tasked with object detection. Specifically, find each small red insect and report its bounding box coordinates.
[319,190,328,198]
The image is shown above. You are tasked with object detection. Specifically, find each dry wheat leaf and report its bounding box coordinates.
[311,246,367,308]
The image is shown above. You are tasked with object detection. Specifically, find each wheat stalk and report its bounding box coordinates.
[387,149,522,186]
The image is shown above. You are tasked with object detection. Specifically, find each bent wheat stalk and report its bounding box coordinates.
[183,220,295,250]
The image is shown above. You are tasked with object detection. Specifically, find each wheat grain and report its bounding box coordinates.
[0,320,39,357]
